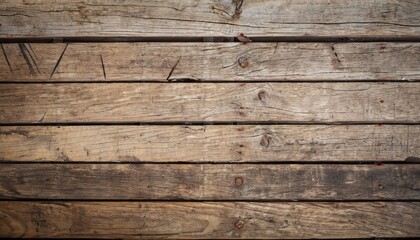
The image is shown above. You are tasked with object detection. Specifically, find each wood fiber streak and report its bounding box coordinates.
[0,164,418,200]
[0,83,418,123]
[0,125,418,162]
[0,202,419,239]
[0,0,419,38]
[0,43,419,81]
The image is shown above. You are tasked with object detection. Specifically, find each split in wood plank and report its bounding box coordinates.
[1,42,419,81]
[0,164,419,200]
[1,201,419,239]
[0,125,418,162]
[1,0,419,38]
[0,83,419,123]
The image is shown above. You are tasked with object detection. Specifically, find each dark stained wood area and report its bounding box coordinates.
[0,0,419,239]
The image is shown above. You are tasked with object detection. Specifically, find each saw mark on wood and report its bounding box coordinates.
[1,44,13,72]
[166,56,181,81]
[50,43,68,79]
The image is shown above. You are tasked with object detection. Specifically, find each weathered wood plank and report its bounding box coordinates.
[1,42,419,81]
[0,83,418,123]
[1,0,419,38]
[0,125,418,162]
[0,164,418,200]
[1,201,419,238]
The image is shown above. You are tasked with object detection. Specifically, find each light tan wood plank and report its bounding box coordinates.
[0,125,418,162]
[1,201,419,238]
[0,83,418,123]
[1,0,419,38]
[1,42,419,81]
[0,164,418,200]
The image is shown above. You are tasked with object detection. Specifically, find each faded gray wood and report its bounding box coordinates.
[0,125,418,162]
[1,0,419,38]
[1,43,419,81]
[0,164,418,200]
[0,201,419,238]
[0,83,419,123]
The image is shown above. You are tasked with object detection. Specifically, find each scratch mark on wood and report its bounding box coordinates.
[50,43,69,79]
[18,43,40,74]
[166,56,181,81]
[38,111,47,123]
[100,54,106,80]
[1,44,13,72]
[330,44,342,69]
[0,129,29,138]
[232,0,244,20]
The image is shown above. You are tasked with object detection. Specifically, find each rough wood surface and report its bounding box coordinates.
[1,201,419,239]
[1,42,419,81]
[0,125,418,162]
[0,164,418,200]
[1,0,419,38]
[0,82,418,123]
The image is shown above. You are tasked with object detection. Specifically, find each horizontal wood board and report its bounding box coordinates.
[0,164,418,200]
[0,125,418,162]
[0,42,419,81]
[1,0,420,38]
[0,82,419,123]
[0,201,419,238]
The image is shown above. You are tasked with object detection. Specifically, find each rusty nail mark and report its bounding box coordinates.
[378,183,383,189]
[374,162,383,166]
[235,177,244,186]
[234,219,244,229]
[379,100,384,103]
[238,56,249,68]
[237,33,252,43]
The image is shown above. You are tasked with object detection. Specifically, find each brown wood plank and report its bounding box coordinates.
[1,42,419,81]
[0,82,418,123]
[1,0,419,38]
[1,201,419,238]
[0,164,418,200]
[0,82,420,123]
[0,125,418,162]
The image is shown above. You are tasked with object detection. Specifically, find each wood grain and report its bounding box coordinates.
[1,42,419,81]
[0,125,418,162]
[1,0,419,38]
[0,82,418,123]
[0,164,418,200]
[1,201,419,239]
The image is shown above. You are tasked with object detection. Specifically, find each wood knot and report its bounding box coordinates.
[238,56,249,68]
[234,219,245,229]
[260,135,272,147]
[235,177,244,186]
[258,90,269,101]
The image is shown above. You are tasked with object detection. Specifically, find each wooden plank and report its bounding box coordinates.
[0,125,418,162]
[1,0,419,38]
[1,201,419,238]
[1,42,419,81]
[0,82,419,123]
[0,164,418,200]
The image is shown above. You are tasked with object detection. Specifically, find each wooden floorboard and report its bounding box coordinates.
[0,125,418,162]
[0,164,418,200]
[0,82,419,123]
[0,42,419,81]
[1,201,419,239]
[1,0,419,38]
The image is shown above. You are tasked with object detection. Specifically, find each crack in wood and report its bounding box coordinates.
[38,111,47,123]
[50,43,68,79]
[232,0,244,20]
